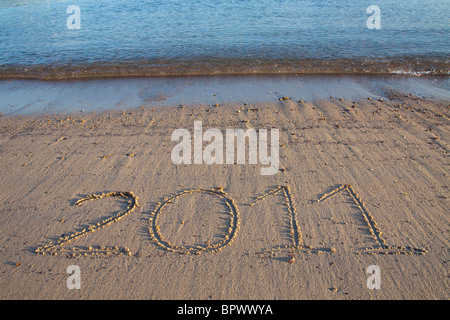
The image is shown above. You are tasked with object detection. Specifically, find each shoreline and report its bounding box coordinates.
[1,74,449,117]
[1,56,448,81]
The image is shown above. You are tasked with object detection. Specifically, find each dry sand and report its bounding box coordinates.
[0,81,448,300]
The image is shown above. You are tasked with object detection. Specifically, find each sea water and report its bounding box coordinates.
[0,0,449,78]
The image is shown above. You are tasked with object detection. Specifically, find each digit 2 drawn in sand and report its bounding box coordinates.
[148,188,240,255]
[35,192,139,256]
[317,184,427,255]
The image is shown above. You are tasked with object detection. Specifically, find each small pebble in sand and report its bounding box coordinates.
[288,254,295,263]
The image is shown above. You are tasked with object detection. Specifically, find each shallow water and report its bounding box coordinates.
[0,0,449,78]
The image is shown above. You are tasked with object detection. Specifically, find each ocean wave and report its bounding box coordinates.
[0,57,448,80]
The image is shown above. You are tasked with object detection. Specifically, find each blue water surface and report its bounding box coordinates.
[0,0,448,75]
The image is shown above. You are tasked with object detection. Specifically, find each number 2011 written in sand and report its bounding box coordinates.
[35,185,427,257]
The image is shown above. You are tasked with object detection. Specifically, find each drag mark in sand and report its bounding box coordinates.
[148,188,240,255]
[317,184,427,255]
[35,191,139,256]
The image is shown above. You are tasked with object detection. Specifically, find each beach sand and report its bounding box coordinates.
[0,78,448,300]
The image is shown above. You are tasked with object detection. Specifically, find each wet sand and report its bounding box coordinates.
[1,74,449,115]
[0,76,448,300]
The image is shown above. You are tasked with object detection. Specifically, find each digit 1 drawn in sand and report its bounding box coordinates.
[35,191,139,256]
[250,185,333,254]
[148,188,240,255]
[317,184,427,255]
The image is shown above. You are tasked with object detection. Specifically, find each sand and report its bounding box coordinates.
[0,77,448,300]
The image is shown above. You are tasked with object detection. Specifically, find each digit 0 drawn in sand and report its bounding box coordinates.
[250,185,334,254]
[35,191,139,256]
[148,187,240,255]
[317,184,427,255]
